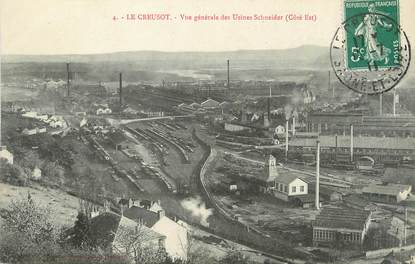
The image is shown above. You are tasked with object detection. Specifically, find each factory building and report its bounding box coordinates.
[307,112,415,137]
[313,207,371,248]
[289,135,415,164]
[362,183,412,204]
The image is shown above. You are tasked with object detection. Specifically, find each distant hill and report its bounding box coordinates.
[2,45,330,70]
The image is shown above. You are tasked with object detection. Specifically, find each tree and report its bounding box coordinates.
[0,159,28,186]
[113,224,167,264]
[0,194,59,263]
[181,231,218,264]
[219,251,252,264]
[72,212,91,249]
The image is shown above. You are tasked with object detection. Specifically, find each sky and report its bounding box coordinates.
[1,0,415,54]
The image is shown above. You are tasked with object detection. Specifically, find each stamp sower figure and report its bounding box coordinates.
[354,3,392,65]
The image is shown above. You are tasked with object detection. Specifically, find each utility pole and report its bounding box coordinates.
[316,140,320,210]
[404,206,407,246]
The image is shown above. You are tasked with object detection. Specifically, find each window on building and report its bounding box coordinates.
[292,186,296,193]
[300,186,304,192]
[284,186,288,193]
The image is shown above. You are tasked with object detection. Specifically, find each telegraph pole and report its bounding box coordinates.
[316,140,320,210]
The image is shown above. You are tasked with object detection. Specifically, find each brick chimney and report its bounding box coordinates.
[157,210,165,219]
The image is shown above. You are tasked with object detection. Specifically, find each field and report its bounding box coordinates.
[0,182,80,228]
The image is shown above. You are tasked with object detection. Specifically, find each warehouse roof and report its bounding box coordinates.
[362,183,412,196]
[290,136,415,150]
[313,207,370,231]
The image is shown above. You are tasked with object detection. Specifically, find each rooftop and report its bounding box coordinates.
[362,183,412,196]
[290,136,415,150]
[275,174,305,185]
[254,166,310,183]
[88,212,164,250]
[123,206,160,227]
[108,131,127,145]
[314,207,371,231]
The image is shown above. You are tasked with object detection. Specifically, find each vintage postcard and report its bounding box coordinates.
[1,0,415,263]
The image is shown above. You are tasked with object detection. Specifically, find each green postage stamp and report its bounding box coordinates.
[330,0,410,94]
[344,0,399,70]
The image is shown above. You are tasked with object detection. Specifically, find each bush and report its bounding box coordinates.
[0,159,27,186]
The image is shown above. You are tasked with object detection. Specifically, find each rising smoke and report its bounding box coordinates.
[181,196,213,227]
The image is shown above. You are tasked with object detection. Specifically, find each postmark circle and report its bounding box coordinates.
[330,12,411,95]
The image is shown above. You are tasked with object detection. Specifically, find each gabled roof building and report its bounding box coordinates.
[313,207,371,248]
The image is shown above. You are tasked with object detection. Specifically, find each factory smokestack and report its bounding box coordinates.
[316,139,320,210]
[66,63,70,97]
[328,70,335,98]
[227,59,230,90]
[350,124,354,162]
[335,134,338,161]
[268,86,271,120]
[379,93,383,115]
[119,72,123,108]
[285,119,289,160]
[393,88,397,116]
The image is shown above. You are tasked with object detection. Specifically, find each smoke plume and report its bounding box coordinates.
[181,196,213,227]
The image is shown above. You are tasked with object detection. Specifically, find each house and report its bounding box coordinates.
[313,207,371,248]
[362,183,412,204]
[122,200,188,260]
[112,215,166,257]
[96,108,112,115]
[48,116,67,128]
[84,212,166,255]
[22,111,38,119]
[32,167,42,180]
[259,155,309,203]
[201,98,220,108]
[274,125,285,135]
[0,146,13,164]
[108,131,129,150]
[22,128,38,136]
[273,174,309,202]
